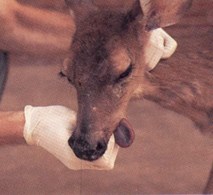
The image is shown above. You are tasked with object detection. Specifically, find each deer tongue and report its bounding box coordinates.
[114,118,135,148]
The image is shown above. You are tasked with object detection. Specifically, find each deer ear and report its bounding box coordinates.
[140,0,193,31]
[125,0,143,24]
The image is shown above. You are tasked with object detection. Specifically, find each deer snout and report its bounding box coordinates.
[68,118,135,161]
[68,134,107,161]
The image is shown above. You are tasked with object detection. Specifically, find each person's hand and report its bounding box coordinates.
[145,28,178,71]
[23,105,119,170]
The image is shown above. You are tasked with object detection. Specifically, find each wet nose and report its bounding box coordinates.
[68,135,107,161]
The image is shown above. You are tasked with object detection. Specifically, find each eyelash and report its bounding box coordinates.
[59,64,133,85]
[58,71,73,84]
[58,71,66,78]
[116,64,133,83]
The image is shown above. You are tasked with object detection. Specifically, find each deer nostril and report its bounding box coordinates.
[68,136,107,161]
[68,135,75,149]
[96,141,107,152]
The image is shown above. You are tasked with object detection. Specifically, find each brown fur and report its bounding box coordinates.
[143,51,213,133]
[64,0,212,190]
[65,8,147,158]
[68,0,212,136]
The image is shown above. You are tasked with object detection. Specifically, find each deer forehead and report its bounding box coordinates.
[71,32,131,77]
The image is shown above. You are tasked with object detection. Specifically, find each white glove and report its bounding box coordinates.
[145,28,177,71]
[23,105,119,170]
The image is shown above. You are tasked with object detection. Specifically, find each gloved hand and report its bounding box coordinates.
[145,28,177,71]
[23,105,119,170]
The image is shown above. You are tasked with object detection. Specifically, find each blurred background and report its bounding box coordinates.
[0,0,212,194]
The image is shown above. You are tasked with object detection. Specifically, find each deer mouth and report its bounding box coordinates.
[68,118,135,161]
[114,118,135,148]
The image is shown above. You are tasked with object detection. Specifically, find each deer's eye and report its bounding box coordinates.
[116,64,133,83]
[59,71,66,78]
[59,71,73,84]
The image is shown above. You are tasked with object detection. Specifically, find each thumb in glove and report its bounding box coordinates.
[145,28,177,71]
[24,105,119,170]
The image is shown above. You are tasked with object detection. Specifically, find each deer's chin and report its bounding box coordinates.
[113,118,135,148]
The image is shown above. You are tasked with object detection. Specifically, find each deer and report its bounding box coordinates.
[61,0,212,192]
[0,0,212,193]
[62,0,212,160]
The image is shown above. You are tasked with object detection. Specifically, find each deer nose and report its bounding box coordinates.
[68,135,107,161]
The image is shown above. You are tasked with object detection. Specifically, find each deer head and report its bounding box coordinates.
[61,0,192,161]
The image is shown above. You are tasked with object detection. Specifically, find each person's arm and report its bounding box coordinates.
[0,111,25,145]
[0,0,75,56]
[0,106,119,170]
